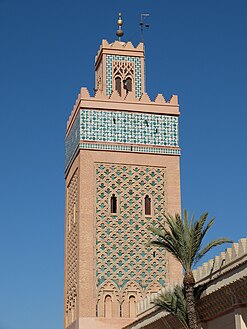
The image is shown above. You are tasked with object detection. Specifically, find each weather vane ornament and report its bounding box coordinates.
[140,13,150,44]
[116,12,124,41]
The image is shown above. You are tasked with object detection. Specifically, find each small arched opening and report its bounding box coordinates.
[125,77,132,92]
[104,295,112,318]
[129,295,136,318]
[110,194,117,214]
[115,77,121,96]
[144,195,151,216]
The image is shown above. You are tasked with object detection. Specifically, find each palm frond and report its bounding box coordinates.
[194,237,233,266]
[153,285,189,329]
[148,209,233,329]
[190,213,209,259]
[148,210,232,271]
[148,223,185,265]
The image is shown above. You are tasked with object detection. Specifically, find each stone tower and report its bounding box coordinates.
[64,38,181,329]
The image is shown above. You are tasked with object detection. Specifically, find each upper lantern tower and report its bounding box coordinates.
[95,14,145,98]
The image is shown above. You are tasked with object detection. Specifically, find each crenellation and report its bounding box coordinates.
[110,40,123,49]
[94,89,106,99]
[219,251,226,266]
[124,41,135,50]
[139,92,151,103]
[201,263,208,277]
[168,94,179,105]
[95,40,144,64]
[154,93,166,104]
[124,90,135,101]
[238,238,247,254]
[136,42,144,51]
[225,247,233,263]
[207,259,215,275]
[80,87,91,99]
[66,89,179,134]
[214,255,221,270]
[193,238,247,284]
[231,243,239,258]
[109,89,122,100]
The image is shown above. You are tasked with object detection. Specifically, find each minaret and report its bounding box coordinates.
[64,14,182,329]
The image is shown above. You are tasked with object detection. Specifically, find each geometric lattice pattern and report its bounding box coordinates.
[95,60,103,91]
[65,170,78,324]
[80,143,181,155]
[112,60,135,95]
[65,110,179,169]
[113,60,134,81]
[65,113,80,169]
[81,110,179,146]
[106,55,142,97]
[95,163,167,299]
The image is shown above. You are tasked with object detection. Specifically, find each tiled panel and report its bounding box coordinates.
[106,55,142,97]
[65,114,80,168]
[65,110,180,169]
[80,143,180,155]
[80,109,179,147]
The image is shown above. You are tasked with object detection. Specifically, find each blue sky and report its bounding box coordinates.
[0,0,247,328]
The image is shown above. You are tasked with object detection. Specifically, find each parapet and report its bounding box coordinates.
[136,280,183,317]
[66,87,179,131]
[95,39,144,64]
[193,237,247,284]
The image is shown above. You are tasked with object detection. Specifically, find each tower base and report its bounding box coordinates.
[67,317,133,329]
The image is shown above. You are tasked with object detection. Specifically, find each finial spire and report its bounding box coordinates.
[116,12,124,41]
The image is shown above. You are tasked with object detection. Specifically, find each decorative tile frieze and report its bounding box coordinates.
[65,109,179,169]
[65,114,80,169]
[80,143,180,155]
[80,110,179,146]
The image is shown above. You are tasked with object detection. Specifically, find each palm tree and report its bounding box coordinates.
[148,210,232,329]
[153,283,207,329]
[154,284,189,329]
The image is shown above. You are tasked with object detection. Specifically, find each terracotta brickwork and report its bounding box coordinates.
[95,163,168,317]
[64,151,181,329]
[64,39,182,329]
[65,169,79,326]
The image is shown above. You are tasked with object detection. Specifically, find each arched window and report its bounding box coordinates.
[110,194,117,214]
[129,295,136,318]
[115,77,121,96]
[104,295,112,318]
[125,77,132,92]
[145,195,151,216]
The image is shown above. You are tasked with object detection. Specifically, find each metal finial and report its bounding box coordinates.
[116,12,124,41]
